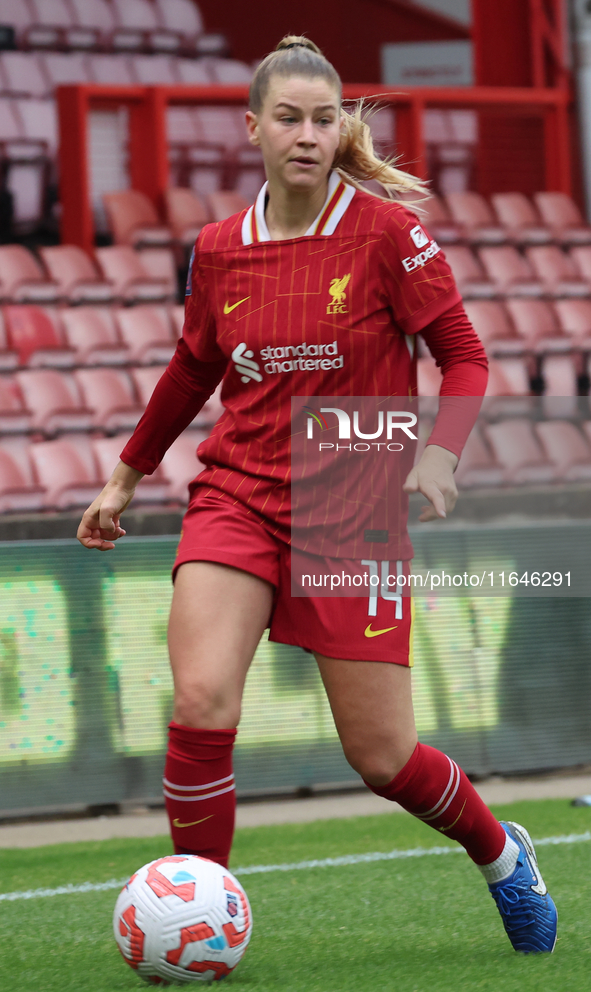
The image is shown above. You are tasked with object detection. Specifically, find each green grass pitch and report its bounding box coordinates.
[1,799,590,992]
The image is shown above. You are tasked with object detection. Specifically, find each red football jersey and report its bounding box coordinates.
[122,173,477,556]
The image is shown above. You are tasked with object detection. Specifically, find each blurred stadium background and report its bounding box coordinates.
[0,0,591,821]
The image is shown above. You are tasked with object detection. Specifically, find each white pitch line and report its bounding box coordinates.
[1,830,589,903]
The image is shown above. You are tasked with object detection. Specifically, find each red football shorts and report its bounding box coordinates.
[173,486,413,665]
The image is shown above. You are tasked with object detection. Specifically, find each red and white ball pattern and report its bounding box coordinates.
[113,855,252,984]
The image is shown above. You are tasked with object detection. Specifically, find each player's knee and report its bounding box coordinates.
[173,682,241,729]
[341,738,414,785]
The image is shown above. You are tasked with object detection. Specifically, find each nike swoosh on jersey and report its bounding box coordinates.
[364,624,398,638]
[172,814,214,829]
[223,296,250,314]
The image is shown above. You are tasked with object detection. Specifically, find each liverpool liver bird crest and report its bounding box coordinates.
[328,273,351,305]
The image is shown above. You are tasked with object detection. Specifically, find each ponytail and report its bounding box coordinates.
[250,35,428,205]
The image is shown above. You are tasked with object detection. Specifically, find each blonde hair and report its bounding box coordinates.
[249,35,428,204]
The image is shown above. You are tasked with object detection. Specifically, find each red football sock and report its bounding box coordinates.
[365,742,506,865]
[163,722,237,868]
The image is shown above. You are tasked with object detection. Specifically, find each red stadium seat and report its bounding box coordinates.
[114,305,176,364]
[534,192,591,246]
[161,430,208,502]
[209,59,253,84]
[0,442,45,512]
[134,248,178,298]
[163,187,210,246]
[416,193,462,244]
[483,419,556,485]
[477,246,544,298]
[485,357,531,396]
[128,54,180,84]
[455,427,505,489]
[524,246,589,298]
[553,298,591,350]
[39,245,115,304]
[0,2,33,49]
[0,246,60,304]
[169,305,184,338]
[130,366,223,426]
[0,53,49,99]
[102,190,173,248]
[59,307,130,366]
[174,59,213,85]
[69,0,116,47]
[92,433,171,502]
[15,369,93,433]
[441,246,497,299]
[567,245,591,285]
[0,313,19,370]
[503,299,571,354]
[38,52,92,89]
[445,191,506,245]
[94,246,174,303]
[154,0,226,57]
[31,0,100,50]
[15,98,58,155]
[28,437,102,509]
[0,375,32,432]
[3,306,76,367]
[534,421,591,482]
[73,368,143,431]
[539,354,578,396]
[111,0,182,54]
[85,53,136,85]
[462,300,523,355]
[490,192,552,246]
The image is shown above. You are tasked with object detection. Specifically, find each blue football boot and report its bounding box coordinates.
[488,821,557,953]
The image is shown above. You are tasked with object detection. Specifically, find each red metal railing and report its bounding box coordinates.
[56,83,573,253]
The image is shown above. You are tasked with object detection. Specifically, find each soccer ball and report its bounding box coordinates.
[113,855,252,984]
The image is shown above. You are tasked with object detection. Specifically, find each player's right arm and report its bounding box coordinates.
[76,459,144,551]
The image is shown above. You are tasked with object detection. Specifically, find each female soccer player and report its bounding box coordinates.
[78,37,556,954]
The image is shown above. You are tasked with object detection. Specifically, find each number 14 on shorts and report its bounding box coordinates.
[361,560,404,618]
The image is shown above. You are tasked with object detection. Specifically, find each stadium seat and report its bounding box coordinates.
[0,313,19,369]
[134,248,178,298]
[524,246,589,298]
[477,246,544,297]
[85,53,136,85]
[27,437,102,509]
[163,187,210,246]
[0,53,49,99]
[0,375,32,432]
[553,298,591,351]
[454,426,505,489]
[39,52,92,89]
[111,0,182,54]
[92,433,171,501]
[174,58,213,85]
[483,418,556,485]
[15,369,93,433]
[462,300,523,355]
[170,304,185,338]
[534,192,591,246]
[442,246,498,299]
[416,193,462,244]
[485,357,532,396]
[155,0,226,57]
[0,99,23,140]
[0,2,33,48]
[490,192,553,245]
[73,368,143,431]
[445,191,506,244]
[0,246,60,303]
[194,107,247,151]
[129,54,180,85]
[59,306,130,366]
[161,429,208,502]
[504,299,572,354]
[102,190,173,248]
[539,354,578,398]
[31,0,100,50]
[567,245,591,285]
[0,443,45,513]
[209,59,253,84]
[39,245,114,304]
[114,305,175,364]
[207,191,250,222]
[15,98,58,154]
[3,306,76,367]
[69,0,116,47]
[94,246,174,303]
[534,420,591,481]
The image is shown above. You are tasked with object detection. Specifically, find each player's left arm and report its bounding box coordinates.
[403,300,488,522]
